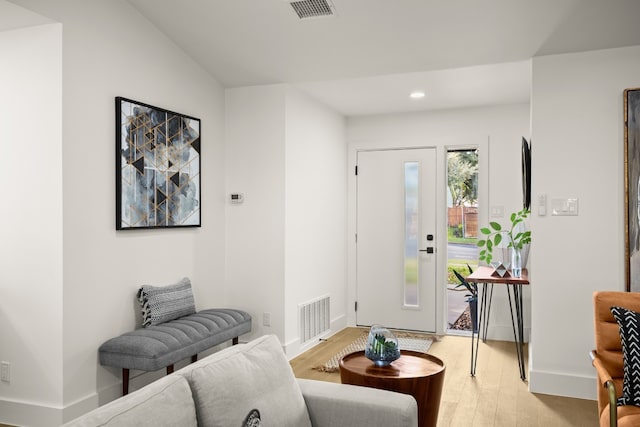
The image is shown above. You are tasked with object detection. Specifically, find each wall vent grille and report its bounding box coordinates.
[299,295,330,344]
[289,0,335,19]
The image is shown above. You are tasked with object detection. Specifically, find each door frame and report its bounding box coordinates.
[347,139,489,335]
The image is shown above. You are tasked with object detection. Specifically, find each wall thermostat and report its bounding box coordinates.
[230,193,244,204]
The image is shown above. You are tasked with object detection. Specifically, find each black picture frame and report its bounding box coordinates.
[521,137,531,211]
[625,88,640,291]
[116,97,201,230]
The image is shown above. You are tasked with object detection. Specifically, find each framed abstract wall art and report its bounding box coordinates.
[116,97,201,230]
[625,88,640,291]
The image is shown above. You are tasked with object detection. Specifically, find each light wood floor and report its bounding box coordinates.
[290,327,599,427]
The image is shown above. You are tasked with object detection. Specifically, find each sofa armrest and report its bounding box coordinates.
[591,350,618,427]
[297,378,418,427]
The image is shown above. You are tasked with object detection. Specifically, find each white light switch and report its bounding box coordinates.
[538,194,547,216]
[551,198,579,216]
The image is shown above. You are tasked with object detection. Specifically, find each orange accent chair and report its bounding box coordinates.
[592,291,640,427]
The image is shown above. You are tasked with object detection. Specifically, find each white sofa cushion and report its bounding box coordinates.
[179,334,312,427]
[63,374,197,427]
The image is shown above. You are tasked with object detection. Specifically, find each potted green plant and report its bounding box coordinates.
[452,264,478,333]
[365,325,400,366]
[476,208,531,277]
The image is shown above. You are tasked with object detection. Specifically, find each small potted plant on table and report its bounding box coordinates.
[476,208,531,277]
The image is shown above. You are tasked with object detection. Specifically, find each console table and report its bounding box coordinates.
[466,266,529,380]
[339,350,445,427]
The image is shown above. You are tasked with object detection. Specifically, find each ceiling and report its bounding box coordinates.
[124,0,640,115]
[0,0,52,32]
[6,0,640,115]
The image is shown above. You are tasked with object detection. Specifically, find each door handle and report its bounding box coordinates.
[419,247,435,254]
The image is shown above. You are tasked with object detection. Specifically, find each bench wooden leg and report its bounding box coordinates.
[122,369,129,396]
[233,337,239,345]
[191,354,198,363]
[166,364,174,375]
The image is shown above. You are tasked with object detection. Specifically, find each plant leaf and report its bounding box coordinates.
[480,227,491,235]
[477,240,486,247]
[453,270,473,294]
[494,233,502,246]
[490,222,502,231]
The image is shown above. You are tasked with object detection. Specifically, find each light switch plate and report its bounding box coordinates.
[538,193,547,216]
[1,362,10,383]
[551,198,579,216]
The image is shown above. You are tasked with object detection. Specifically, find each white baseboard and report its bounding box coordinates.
[0,398,62,427]
[62,392,99,424]
[529,368,597,400]
[329,314,347,334]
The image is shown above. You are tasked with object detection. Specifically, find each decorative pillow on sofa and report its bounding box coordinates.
[63,375,197,427]
[137,277,196,327]
[242,409,262,427]
[611,306,640,406]
[179,334,312,427]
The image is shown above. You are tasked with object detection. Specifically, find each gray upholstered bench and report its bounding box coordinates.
[99,308,251,395]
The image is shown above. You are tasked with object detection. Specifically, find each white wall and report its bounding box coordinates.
[225,85,347,355]
[284,88,347,354]
[530,45,640,399]
[225,84,287,342]
[347,103,530,338]
[0,23,63,426]
[6,0,226,425]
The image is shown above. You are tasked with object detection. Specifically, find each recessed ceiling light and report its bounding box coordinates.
[410,91,425,99]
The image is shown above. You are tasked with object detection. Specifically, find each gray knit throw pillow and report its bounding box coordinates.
[137,277,196,327]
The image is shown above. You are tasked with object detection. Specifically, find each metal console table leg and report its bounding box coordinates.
[466,266,529,381]
[507,284,527,380]
[471,283,493,376]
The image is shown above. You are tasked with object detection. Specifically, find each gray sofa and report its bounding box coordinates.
[65,334,418,427]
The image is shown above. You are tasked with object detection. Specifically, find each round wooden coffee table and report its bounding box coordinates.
[339,350,445,427]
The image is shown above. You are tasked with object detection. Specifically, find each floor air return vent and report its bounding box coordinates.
[299,295,330,344]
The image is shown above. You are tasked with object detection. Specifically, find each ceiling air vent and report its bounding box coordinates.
[289,0,335,19]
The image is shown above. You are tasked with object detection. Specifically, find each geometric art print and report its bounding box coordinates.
[116,97,201,229]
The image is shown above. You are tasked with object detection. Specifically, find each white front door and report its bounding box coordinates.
[356,148,437,332]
